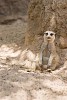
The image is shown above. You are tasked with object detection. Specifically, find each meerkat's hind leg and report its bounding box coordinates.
[49,55,59,71]
[63,61,67,68]
[49,63,57,71]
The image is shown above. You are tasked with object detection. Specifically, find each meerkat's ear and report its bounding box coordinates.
[53,32,56,35]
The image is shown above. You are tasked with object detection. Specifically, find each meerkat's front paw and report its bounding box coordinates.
[47,65,56,71]
[46,64,51,72]
[47,64,51,68]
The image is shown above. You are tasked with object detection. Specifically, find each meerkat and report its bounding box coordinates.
[39,31,59,71]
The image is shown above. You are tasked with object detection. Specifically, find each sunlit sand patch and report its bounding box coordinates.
[0,45,40,71]
[0,45,21,58]
[42,78,67,94]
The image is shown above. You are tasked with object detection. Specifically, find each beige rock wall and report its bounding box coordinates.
[0,0,30,23]
[25,0,67,65]
[25,0,67,49]
[0,0,30,46]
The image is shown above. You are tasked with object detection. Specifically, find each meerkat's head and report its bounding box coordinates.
[44,31,56,43]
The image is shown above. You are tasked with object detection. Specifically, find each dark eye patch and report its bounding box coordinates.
[45,33,48,36]
[50,33,54,36]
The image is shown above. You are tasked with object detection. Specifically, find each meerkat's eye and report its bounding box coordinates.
[50,33,54,36]
[45,33,48,36]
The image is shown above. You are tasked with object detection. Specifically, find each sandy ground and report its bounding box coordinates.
[0,59,67,100]
[0,19,67,100]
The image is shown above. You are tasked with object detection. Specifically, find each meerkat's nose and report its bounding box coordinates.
[47,37,51,39]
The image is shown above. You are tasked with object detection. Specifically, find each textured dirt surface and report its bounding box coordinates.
[0,56,67,100]
[0,0,67,100]
[0,24,66,100]
[0,0,30,23]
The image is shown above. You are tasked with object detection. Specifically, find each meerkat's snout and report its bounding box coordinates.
[44,31,56,43]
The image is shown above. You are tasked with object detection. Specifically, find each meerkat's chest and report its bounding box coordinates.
[47,44,52,52]
[43,44,51,57]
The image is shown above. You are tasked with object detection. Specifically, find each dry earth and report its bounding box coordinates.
[0,20,66,100]
[0,0,67,100]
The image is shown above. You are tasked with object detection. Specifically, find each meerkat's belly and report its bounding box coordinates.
[42,48,51,65]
